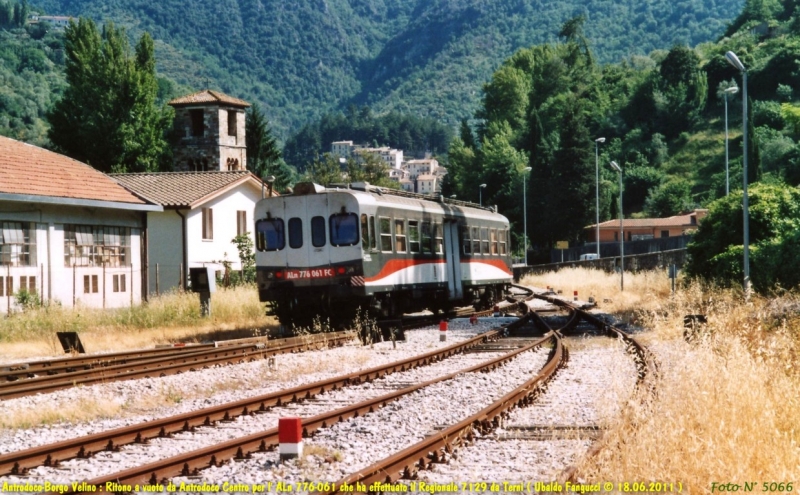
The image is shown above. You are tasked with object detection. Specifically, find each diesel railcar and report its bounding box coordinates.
[254,182,513,329]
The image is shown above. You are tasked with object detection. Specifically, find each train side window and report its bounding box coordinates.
[255,218,285,251]
[311,216,326,247]
[499,229,507,255]
[491,228,498,255]
[361,214,369,250]
[481,227,489,254]
[408,220,420,253]
[369,215,377,250]
[421,222,432,254]
[471,226,480,255]
[331,212,359,246]
[395,219,407,253]
[461,225,471,254]
[379,217,392,252]
[288,218,303,249]
[434,223,443,254]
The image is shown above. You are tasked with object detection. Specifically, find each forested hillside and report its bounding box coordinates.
[29,0,743,138]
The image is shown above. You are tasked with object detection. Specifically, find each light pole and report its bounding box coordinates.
[595,137,605,257]
[726,50,751,298]
[522,167,532,265]
[610,160,623,291]
[724,86,739,196]
[479,183,487,206]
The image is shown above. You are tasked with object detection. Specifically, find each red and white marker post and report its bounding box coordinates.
[574,290,578,302]
[278,417,303,461]
[439,320,448,341]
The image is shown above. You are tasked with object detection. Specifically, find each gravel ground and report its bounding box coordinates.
[0,313,641,494]
[0,319,517,482]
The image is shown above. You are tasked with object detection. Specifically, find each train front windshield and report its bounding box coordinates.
[256,218,285,251]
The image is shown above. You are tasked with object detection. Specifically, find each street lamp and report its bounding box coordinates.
[522,167,532,265]
[610,160,623,291]
[479,183,487,206]
[595,137,606,258]
[726,50,751,297]
[723,86,739,196]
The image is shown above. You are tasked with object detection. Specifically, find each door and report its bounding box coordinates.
[443,221,462,300]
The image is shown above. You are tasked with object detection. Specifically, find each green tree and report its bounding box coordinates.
[686,183,800,291]
[246,103,296,191]
[48,19,173,173]
[644,179,693,217]
[231,233,255,284]
[305,153,344,186]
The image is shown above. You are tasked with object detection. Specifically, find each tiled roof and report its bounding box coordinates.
[111,171,263,208]
[589,210,708,229]
[0,136,147,205]
[168,90,250,108]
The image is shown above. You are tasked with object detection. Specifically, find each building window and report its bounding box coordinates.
[83,274,98,294]
[0,276,11,297]
[236,211,247,236]
[1,222,35,266]
[113,274,126,293]
[661,230,670,238]
[190,109,204,137]
[202,208,213,240]
[227,110,237,137]
[19,276,36,294]
[64,225,130,267]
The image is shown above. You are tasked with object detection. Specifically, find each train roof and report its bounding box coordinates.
[288,182,509,223]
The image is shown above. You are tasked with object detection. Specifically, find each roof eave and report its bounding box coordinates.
[0,193,163,212]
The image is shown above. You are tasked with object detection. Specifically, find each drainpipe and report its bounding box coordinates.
[176,210,188,290]
[142,212,149,303]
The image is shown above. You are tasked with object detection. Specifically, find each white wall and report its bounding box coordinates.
[0,201,144,314]
[147,210,185,294]
[185,184,261,278]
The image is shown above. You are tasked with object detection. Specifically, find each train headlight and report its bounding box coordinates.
[265,271,274,280]
[346,266,355,274]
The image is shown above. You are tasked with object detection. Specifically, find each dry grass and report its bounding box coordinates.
[0,286,278,361]
[524,268,800,488]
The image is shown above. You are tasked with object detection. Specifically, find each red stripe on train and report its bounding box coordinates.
[364,258,511,283]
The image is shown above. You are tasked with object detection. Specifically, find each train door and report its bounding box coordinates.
[443,220,463,300]
[285,194,330,269]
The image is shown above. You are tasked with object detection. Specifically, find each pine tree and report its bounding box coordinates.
[246,103,295,191]
[48,19,173,172]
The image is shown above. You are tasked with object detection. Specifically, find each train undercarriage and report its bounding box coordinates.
[266,283,510,332]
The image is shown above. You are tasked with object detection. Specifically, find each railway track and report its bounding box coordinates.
[0,320,519,477]
[0,285,648,492]
[0,316,543,492]
[0,332,354,401]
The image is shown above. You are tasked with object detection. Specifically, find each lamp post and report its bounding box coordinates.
[610,160,623,291]
[479,183,487,206]
[724,86,739,196]
[726,50,751,298]
[595,137,605,257]
[522,167,532,265]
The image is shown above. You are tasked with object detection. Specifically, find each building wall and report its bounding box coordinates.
[591,226,692,242]
[184,185,261,279]
[147,210,186,295]
[0,201,144,314]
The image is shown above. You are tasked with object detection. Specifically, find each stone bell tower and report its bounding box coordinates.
[168,90,250,172]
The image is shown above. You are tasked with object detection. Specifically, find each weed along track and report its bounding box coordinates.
[0,332,355,400]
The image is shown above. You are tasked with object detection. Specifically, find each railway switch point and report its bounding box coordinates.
[278,417,303,461]
[439,320,448,341]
